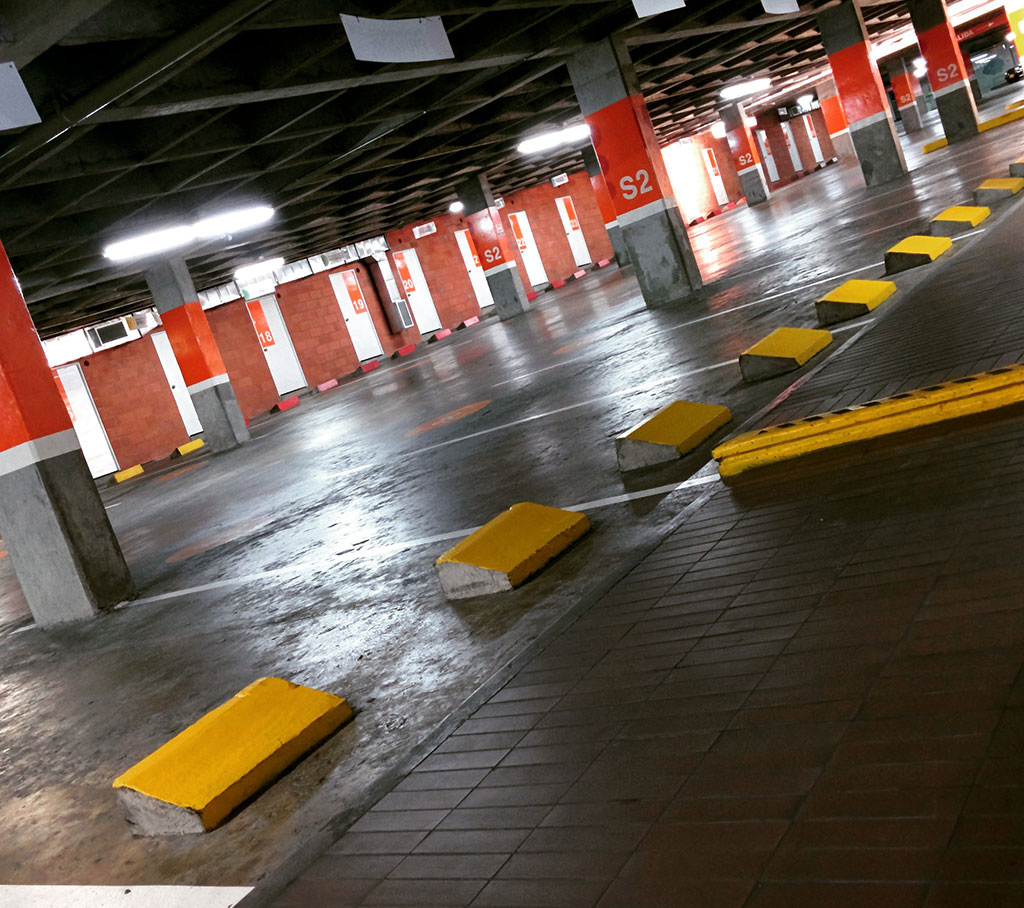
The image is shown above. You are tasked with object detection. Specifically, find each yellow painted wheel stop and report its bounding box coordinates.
[713,364,1024,480]
[113,464,144,483]
[739,327,832,383]
[113,677,353,835]
[172,438,205,458]
[884,235,951,275]
[974,177,1024,206]
[615,400,731,472]
[436,502,590,599]
[815,279,896,326]
[930,205,990,237]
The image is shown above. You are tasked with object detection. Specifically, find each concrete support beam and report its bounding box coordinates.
[889,57,924,133]
[145,259,249,453]
[567,37,701,309]
[457,174,529,321]
[581,143,629,265]
[719,102,771,205]
[814,77,858,162]
[0,240,134,627]
[817,2,908,186]
[906,0,979,143]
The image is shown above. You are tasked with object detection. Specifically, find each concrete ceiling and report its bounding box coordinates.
[0,0,911,335]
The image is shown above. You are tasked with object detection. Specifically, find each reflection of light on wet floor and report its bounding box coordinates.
[166,518,272,564]
[408,399,490,437]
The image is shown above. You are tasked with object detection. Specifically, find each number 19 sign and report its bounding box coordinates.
[585,94,666,218]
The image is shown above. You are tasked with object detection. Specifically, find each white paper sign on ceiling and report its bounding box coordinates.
[0,62,41,131]
[762,0,801,13]
[340,15,455,63]
[632,0,685,16]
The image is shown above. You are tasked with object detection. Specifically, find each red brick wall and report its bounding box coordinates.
[207,300,280,419]
[790,114,817,171]
[386,213,483,329]
[757,110,799,184]
[689,133,744,210]
[77,336,189,468]
[810,108,836,160]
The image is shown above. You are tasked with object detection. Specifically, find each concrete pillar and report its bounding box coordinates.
[759,110,798,183]
[0,240,134,627]
[719,102,771,205]
[567,37,701,309]
[581,143,629,264]
[457,174,529,320]
[907,0,979,143]
[889,58,924,132]
[815,77,858,162]
[145,258,249,453]
[817,1,908,186]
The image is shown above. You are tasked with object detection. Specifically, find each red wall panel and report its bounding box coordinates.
[207,300,280,419]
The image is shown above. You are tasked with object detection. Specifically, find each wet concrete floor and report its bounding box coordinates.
[3,101,1024,889]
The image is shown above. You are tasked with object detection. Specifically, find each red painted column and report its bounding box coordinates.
[0,239,133,626]
[720,102,770,204]
[581,142,629,264]
[889,58,925,133]
[817,1,908,185]
[568,37,701,308]
[908,0,978,143]
[145,258,249,451]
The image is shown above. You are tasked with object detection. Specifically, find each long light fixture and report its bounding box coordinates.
[720,77,771,100]
[517,123,591,155]
[234,257,285,283]
[449,201,465,213]
[103,205,275,262]
[710,121,727,139]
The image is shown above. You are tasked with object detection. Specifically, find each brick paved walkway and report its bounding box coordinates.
[268,195,1024,907]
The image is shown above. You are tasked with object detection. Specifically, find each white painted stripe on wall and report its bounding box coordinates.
[0,428,80,478]
[848,110,891,131]
[737,164,762,176]
[0,885,253,908]
[604,219,619,229]
[932,78,970,99]
[186,374,230,394]
[617,196,676,227]
[482,260,517,276]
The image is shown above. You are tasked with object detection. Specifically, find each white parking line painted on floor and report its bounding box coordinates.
[0,885,253,908]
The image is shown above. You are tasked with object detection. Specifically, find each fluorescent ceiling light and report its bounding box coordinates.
[234,258,285,282]
[720,78,771,100]
[797,94,815,109]
[517,123,591,155]
[103,205,275,262]
[710,121,727,139]
[744,115,758,127]
[449,201,464,213]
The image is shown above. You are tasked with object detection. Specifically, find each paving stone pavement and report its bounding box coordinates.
[267,184,1024,908]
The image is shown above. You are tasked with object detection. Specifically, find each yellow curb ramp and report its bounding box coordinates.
[615,400,731,471]
[922,137,948,154]
[113,677,352,835]
[816,279,896,326]
[113,464,144,483]
[739,328,832,383]
[884,235,951,275]
[924,108,1024,154]
[713,364,1024,480]
[929,205,990,237]
[436,502,590,599]
[172,438,205,458]
[974,177,1024,206]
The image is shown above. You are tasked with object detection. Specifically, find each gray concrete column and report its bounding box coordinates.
[719,102,771,205]
[889,57,924,132]
[906,0,979,143]
[814,78,858,162]
[145,258,249,452]
[818,1,908,186]
[0,240,134,627]
[567,37,701,309]
[457,174,529,321]
[581,143,629,264]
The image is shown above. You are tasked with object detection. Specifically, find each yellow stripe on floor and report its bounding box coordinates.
[174,439,205,457]
[713,364,1024,479]
[436,503,590,598]
[113,677,352,834]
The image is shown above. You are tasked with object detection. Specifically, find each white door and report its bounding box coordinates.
[455,229,495,309]
[756,129,780,183]
[152,330,202,436]
[247,296,307,396]
[554,196,592,268]
[781,121,804,172]
[507,211,548,287]
[329,270,384,361]
[803,115,825,163]
[55,364,118,478]
[392,249,442,333]
[701,147,729,206]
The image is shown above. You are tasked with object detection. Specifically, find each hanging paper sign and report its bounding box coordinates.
[632,0,686,16]
[0,62,41,131]
[340,15,454,63]
[551,172,570,186]
[762,0,800,13]
[413,221,437,239]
